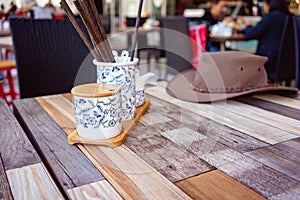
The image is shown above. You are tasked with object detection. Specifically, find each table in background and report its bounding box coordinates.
[0,29,11,37]
[0,36,13,52]
[113,26,161,51]
[210,33,246,51]
[114,26,161,35]
[13,83,300,199]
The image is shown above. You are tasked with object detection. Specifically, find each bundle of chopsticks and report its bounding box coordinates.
[61,0,115,62]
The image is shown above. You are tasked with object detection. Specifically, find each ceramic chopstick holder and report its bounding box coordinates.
[94,50,139,120]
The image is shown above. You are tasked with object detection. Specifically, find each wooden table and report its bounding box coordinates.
[0,36,13,51]
[114,26,161,35]
[210,33,246,51]
[12,83,300,199]
[0,29,11,37]
[112,26,161,50]
[0,99,65,199]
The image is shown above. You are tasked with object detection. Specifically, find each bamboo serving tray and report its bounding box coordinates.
[68,98,150,147]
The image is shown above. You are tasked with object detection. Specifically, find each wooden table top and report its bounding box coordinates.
[210,33,246,43]
[0,36,13,51]
[0,99,65,199]
[0,29,11,37]
[11,83,300,199]
[114,26,161,35]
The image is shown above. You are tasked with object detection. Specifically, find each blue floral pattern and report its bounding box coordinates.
[73,94,122,130]
[135,90,145,107]
[96,63,136,120]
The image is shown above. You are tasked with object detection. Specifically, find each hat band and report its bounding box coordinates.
[191,84,273,94]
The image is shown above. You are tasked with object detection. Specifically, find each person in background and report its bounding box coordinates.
[201,0,228,26]
[243,0,253,16]
[20,0,36,18]
[198,0,228,51]
[0,4,5,18]
[243,0,292,78]
[5,1,17,20]
[22,0,54,19]
[31,1,54,19]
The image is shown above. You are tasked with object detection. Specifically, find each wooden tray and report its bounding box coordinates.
[68,98,150,147]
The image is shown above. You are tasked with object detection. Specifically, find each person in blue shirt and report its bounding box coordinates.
[244,0,292,78]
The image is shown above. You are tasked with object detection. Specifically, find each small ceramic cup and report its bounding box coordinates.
[71,83,122,140]
[135,89,145,107]
[94,50,139,121]
[135,69,155,107]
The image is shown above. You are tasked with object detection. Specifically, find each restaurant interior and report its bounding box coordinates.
[0,0,300,103]
[0,0,300,199]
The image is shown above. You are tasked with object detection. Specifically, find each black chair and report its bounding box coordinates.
[160,16,192,78]
[9,18,96,98]
[269,15,295,86]
[293,16,300,89]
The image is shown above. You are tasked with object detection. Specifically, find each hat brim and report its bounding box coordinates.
[166,69,299,103]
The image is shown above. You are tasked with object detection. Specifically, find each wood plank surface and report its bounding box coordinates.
[68,180,122,200]
[245,137,300,182]
[40,94,215,182]
[216,100,300,135]
[35,92,300,199]
[269,185,300,200]
[254,94,300,109]
[13,98,104,190]
[82,145,191,199]
[12,87,300,199]
[0,154,13,200]
[0,99,40,170]
[35,94,192,199]
[175,170,266,200]
[146,95,269,153]
[0,99,65,199]
[153,124,300,199]
[203,146,300,198]
[6,163,63,200]
[144,87,300,199]
[236,96,300,121]
[145,86,298,144]
[126,125,215,182]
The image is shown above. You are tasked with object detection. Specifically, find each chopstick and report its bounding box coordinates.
[74,0,105,61]
[130,0,144,61]
[86,0,114,61]
[61,0,115,62]
[60,0,100,60]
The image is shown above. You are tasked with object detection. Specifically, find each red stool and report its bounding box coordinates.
[0,79,4,98]
[0,60,19,106]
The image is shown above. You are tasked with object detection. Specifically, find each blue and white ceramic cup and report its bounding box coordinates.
[135,89,145,107]
[94,51,139,120]
[71,83,122,140]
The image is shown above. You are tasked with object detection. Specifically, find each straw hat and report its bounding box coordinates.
[166,51,298,102]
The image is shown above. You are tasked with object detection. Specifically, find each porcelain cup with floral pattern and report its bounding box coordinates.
[135,69,155,107]
[94,50,138,120]
[71,83,122,140]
